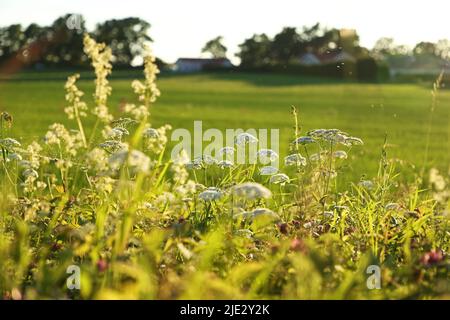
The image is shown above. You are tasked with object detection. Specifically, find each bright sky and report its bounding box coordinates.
[1,0,450,63]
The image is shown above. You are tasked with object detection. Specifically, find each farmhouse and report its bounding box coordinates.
[174,57,233,72]
[298,51,356,66]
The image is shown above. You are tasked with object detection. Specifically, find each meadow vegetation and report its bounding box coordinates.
[0,36,448,299]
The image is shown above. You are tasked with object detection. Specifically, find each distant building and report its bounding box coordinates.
[298,51,356,66]
[298,53,321,66]
[174,58,233,72]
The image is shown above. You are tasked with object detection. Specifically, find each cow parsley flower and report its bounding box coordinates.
[344,136,364,146]
[269,173,290,185]
[186,157,203,170]
[257,149,279,162]
[99,140,127,153]
[0,138,21,149]
[7,153,22,161]
[218,146,235,156]
[198,187,223,202]
[235,132,258,145]
[259,166,278,175]
[218,160,233,169]
[202,154,217,166]
[284,153,307,166]
[333,150,348,159]
[107,127,129,140]
[358,180,374,190]
[143,127,159,139]
[292,136,315,145]
[232,182,272,200]
[23,168,39,179]
[108,149,150,173]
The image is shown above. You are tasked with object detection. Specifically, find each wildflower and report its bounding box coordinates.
[154,192,176,206]
[202,154,217,166]
[278,222,288,234]
[309,153,322,162]
[92,176,116,194]
[308,129,327,138]
[186,158,203,170]
[359,180,374,190]
[7,153,22,161]
[86,148,109,172]
[420,249,444,266]
[23,168,38,179]
[259,166,278,175]
[198,187,223,202]
[107,127,129,140]
[235,132,258,145]
[284,153,306,166]
[108,149,150,173]
[44,123,84,156]
[1,112,13,128]
[143,127,159,139]
[99,140,127,153]
[250,207,279,219]
[333,150,348,159]
[429,168,446,191]
[292,136,314,145]
[385,203,400,211]
[289,238,306,252]
[64,74,88,120]
[171,150,190,187]
[343,136,364,146]
[218,160,233,169]
[257,149,278,162]
[232,182,272,200]
[235,229,253,238]
[83,34,113,123]
[123,103,149,121]
[323,131,347,144]
[111,117,138,128]
[317,169,337,179]
[218,146,235,157]
[19,160,32,168]
[235,207,279,220]
[97,259,108,272]
[0,138,21,149]
[303,222,313,228]
[323,211,334,218]
[269,173,290,184]
[26,141,43,169]
[143,124,171,154]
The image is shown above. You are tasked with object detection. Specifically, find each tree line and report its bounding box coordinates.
[1,15,449,76]
[0,14,154,69]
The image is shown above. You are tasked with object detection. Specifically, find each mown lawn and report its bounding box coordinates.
[0,71,449,184]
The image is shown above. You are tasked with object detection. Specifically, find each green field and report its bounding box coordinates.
[0,71,449,183]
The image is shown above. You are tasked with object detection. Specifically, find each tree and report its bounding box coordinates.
[373,37,397,56]
[270,27,302,65]
[413,41,437,56]
[202,36,227,58]
[236,33,271,69]
[94,17,152,67]
[44,14,87,66]
[435,39,450,60]
[0,24,26,62]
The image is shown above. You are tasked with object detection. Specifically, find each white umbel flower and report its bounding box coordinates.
[232,182,272,200]
[284,154,307,166]
[269,173,290,185]
[198,187,223,202]
[259,166,278,175]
